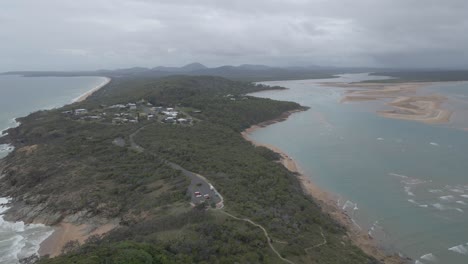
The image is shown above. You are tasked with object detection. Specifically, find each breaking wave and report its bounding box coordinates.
[420,253,437,262]
[448,244,468,255]
[0,197,54,263]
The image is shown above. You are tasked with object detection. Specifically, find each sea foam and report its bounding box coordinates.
[0,197,54,263]
[439,195,455,202]
[420,253,437,262]
[448,244,468,255]
[432,203,446,210]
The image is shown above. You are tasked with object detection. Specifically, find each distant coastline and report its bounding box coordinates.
[241,101,405,264]
[72,77,111,103]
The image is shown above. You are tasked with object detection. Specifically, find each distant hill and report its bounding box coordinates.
[3,63,345,81]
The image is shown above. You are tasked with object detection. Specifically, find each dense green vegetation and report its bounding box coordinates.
[1,76,378,263]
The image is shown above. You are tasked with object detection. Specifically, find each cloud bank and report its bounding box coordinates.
[1,0,467,71]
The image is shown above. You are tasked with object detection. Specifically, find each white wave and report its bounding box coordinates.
[350,218,362,230]
[0,197,54,263]
[432,203,446,210]
[408,199,418,205]
[429,142,439,146]
[419,204,429,208]
[0,144,15,152]
[368,220,380,237]
[448,244,468,255]
[460,195,468,199]
[449,188,465,193]
[420,253,437,262]
[389,173,409,179]
[405,186,415,196]
[456,200,467,205]
[342,200,356,211]
[428,189,443,194]
[377,137,384,141]
[454,208,464,213]
[439,195,455,202]
[415,260,425,264]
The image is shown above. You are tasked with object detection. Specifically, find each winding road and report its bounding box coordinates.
[128,125,298,264]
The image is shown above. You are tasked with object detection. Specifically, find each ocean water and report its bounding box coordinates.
[0,198,53,263]
[249,74,468,263]
[0,75,107,263]
[0,75,108,159]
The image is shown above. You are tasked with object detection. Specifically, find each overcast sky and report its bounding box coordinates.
[1,0,468,71]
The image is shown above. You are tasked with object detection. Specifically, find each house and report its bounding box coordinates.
[62,110,73,115]
[162,111,178,117]
[74,109,88,115]
[166,107,174,111]
[152,106,164,112]
[127,103,137,110]
[109,104,126,109]
[163,117,176,123]
[177,118,190,124]
[147,114,155,120]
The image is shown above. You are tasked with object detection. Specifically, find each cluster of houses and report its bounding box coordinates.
[62,100,194,126]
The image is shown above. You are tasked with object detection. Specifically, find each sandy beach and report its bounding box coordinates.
[242,113,405,264]
[323,82,453,124]
[39,221,117,257]
[72,77,111,103]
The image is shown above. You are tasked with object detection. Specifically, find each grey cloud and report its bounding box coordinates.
[1,0,467,71]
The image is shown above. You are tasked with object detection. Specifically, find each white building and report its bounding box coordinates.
[74,109,88,115]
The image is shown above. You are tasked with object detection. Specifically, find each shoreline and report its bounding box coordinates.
[0,76,113,259]
[39,221,117,257]
[72,77,111,103]
[241,110,405,264]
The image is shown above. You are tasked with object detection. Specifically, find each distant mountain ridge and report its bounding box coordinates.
[5,63,468,82]
[7,63,440,82]
[2,63,346,81]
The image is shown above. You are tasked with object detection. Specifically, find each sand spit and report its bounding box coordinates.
[323,82,452,124]
[242,119,405,264]
[73,77,111,103]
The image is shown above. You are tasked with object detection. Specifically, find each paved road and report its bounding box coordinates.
[129,126,223,207]
[168,162,222,207]
[128,125,299,264]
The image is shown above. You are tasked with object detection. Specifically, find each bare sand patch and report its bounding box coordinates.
[39,222,117,257]
[324,82,452,124]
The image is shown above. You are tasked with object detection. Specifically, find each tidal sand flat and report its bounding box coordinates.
[0,75,110,263]
[325,82,454,124]
[248,74,468,264]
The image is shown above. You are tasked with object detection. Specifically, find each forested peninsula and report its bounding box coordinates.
[0,76,379,263]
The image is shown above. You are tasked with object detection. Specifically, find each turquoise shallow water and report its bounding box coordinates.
[249,74,468,263]
[0,75,106,263]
